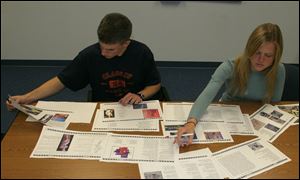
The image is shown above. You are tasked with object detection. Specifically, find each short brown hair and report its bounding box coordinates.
[97,13,132,44]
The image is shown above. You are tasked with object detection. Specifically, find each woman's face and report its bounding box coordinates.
[250,42,275,72]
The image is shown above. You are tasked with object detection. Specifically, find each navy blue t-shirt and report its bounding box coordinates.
[58,40,161,101]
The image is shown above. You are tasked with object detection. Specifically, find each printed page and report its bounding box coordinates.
[138,148,212,179]
[226,114,257,136]
[213,138,291,179]
[100,100,162,122]
[161,121,184,137]
[138,163,179,179]
[275,103,299,125]
[11,99,71,129]
[101,134,179,163]
[194,122,234,144]
[139,148,229,179]
[175,148,230,179]
[250,104,296,142]
[200,104,244,123]
[162,102,193,125]
[161,121,200,144]
[30,126,108,160]
[92,110,159,132]
[33,101,97,123]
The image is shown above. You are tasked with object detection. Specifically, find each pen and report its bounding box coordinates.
[181,133,194,137]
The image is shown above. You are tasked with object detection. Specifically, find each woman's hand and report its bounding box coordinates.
[174,118,197,147]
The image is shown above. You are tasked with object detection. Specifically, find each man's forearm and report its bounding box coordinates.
[25,76,65,102]
[138,83,161,99]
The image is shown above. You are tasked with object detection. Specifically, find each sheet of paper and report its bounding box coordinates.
[161,121,200,144]
[275,103,299,125]
[175,148,230,179]
[250,104,296,142]
[226,114,257,136]
[26,101,97,123]
[30,126,108,160]
[101,133,179,163]
[139,162,179,179]
[139,148,229,179]
[212,138,291,179]
[162,102,193,124]
[92,109,159,132]
[194,122,234,144]
[200,104,244,123]
[100,100,162,122]
[11,99,71,129]
[162,121,233,144]
[161,121,184,137]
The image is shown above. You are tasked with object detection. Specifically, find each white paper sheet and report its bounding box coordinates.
[99,100,162,122]
[213,138,291,179]
[92,109,160,132]
[26,101,97,123]
[161,121,184,137]
[162,121,233,144]
[194,122,234,144]
[101,133,179,163]
[200,104,244,123]
[30,126,108,160]
[139,162,179,179]
[250,104,296,142]
[175,148,230,179]
[162,102,193,125]
[11,99,71,129]
[275,103,299,125]
[139,148,229,179]
[226,114,257,136]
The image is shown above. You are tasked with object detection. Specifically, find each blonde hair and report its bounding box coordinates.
[231,23,283,103]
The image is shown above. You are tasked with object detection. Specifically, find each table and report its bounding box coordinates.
[1,101,299,179]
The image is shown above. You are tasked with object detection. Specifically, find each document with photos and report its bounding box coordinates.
[226,114,257,136]
[212,138,291,179]
[193,122,234,144]
[275,103,299,125]
[92,109,159,132]
[139,148,229,179]
[161,121,201,144]
[138,162,178,179]
[101,133,179,163]
[26,101,97,123]
[162,102,193,124]
[199,104,244,123]
[161,121,184,137]
[100,100,162,122]
[250,104,297,142]
[175,148,230,179]
[30,126,108,160]
[11,99,72,129]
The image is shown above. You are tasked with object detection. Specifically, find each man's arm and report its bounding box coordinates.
[119,83,161,105]
[6,76,65,110]
[138,83,161,100]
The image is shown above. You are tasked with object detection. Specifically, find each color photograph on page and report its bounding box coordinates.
[275,104,299,125]
[10,98,71,129]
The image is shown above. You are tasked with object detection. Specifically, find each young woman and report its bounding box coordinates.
[175,23,285,146]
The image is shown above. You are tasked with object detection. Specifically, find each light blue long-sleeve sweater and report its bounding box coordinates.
[189,59,286,122]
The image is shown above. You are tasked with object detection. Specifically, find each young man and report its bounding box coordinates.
[7,13,161,110]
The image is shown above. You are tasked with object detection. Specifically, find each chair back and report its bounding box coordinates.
[282,64,299,101]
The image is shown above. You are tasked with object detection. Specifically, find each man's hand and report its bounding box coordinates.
[119,92,142,106]
[6,94,32,111]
